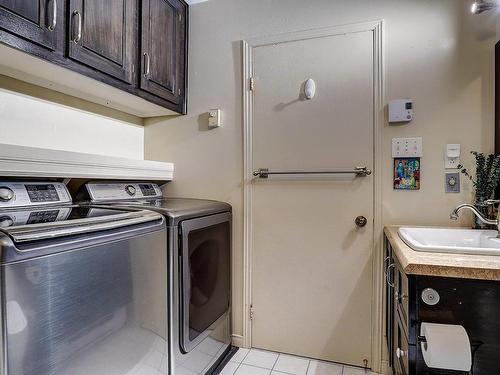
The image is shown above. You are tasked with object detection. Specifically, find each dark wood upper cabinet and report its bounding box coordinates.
[0,0,188,116]
[140,0,186,104]
[68,0,137,84]
[0,0,64,52]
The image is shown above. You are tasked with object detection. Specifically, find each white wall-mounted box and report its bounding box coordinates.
[389,99,413,123]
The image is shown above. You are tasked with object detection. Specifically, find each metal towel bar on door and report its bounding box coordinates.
[253,166,372,178]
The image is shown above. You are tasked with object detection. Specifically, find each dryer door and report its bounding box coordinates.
[180,212,231,353]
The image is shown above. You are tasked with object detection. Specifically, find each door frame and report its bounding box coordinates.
[242,20,384,372]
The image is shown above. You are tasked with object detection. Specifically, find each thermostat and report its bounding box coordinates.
[389,99,413,123]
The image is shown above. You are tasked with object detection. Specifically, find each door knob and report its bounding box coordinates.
[355,216,367,227]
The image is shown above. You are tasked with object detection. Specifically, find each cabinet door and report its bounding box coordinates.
[0,0,64,51]
[68,0,137,84]
[393,314,409,375]
[140,0,186,104]
[384,237,395,368]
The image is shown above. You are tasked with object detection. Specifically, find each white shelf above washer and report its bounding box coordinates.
[0,143,173,182]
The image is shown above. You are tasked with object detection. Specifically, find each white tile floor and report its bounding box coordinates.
[221,348,380,375]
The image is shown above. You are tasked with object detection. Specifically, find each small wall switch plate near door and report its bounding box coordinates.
[389,99,413,123]
[392,137,423,157]
[208,109,221,128]
[445,172,460,193]
[445,144,460,169]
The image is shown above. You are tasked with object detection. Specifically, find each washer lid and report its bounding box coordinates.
[0,205,162,243]
[98,198,232,225]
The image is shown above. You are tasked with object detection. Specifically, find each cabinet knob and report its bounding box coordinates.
[395,291,407,302]
[421,288,440,306]
[396,347,406,358]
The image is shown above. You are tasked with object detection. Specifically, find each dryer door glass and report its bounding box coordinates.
[180,212,231,352]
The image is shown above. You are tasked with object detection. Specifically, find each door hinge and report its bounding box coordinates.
[249,77,255,91]
[179,13,182,22]
[249,305,254,320]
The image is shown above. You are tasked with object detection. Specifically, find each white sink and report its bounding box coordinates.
[398,227,500,256]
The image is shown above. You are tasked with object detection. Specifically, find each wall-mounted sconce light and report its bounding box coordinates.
[304,78,316,100]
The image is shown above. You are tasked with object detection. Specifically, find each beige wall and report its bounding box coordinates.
[144,0,496,340]
[0,76,144,159]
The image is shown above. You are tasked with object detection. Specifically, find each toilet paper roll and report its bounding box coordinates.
[420,323,471,372]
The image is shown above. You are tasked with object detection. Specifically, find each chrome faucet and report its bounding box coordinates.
[450,200,500,232]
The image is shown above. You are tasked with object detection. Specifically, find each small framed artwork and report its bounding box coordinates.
[394,157,420,190]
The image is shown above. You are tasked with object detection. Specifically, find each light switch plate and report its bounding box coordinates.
[445,172,460,193]
[208,109,221,128]
[392,137,423,157]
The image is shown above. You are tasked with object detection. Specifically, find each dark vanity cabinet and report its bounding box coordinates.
[385,236,416,375]
[384,234,500,375]
[0,0,188,115]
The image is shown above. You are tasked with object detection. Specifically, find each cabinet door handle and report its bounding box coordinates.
[384,255,390,272]
[72,10,82,43]
[396,347,406,358]
[47,0,57,31]
[395,292,407,302]
[386,263,395,288]
[143,52,150,78]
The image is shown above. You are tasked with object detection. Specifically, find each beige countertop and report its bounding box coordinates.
[384,225,500,281]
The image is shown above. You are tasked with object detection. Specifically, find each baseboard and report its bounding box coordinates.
[231,334,244,348]
[380,360,391,375]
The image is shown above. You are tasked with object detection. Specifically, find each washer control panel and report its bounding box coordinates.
[0,207,72,228]
[86,183,162,202]
[0,182,71,208]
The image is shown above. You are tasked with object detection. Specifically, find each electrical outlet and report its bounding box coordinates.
[392,137,423,157]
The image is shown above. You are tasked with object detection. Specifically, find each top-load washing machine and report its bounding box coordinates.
[78,182,234,375]
[0,181,169,375]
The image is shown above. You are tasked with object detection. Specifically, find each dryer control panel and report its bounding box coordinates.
[0,182,71,208]
[86,183,162,202]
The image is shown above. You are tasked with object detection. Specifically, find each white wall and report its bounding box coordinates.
[0,77,144,159]
[144,0,496,346]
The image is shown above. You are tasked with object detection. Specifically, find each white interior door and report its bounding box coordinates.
[250,29,375,368]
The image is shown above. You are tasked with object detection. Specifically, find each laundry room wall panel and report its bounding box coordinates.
[144,0,495,344]
[0,76,144,159]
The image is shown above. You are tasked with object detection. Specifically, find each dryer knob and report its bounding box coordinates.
[0,216,14,228]
[125,185,136,196]
[0,187,14,202]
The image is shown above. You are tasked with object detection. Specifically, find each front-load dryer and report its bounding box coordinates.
[79,182,234,375]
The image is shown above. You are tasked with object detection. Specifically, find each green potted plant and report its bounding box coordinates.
[458,151,500,228]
